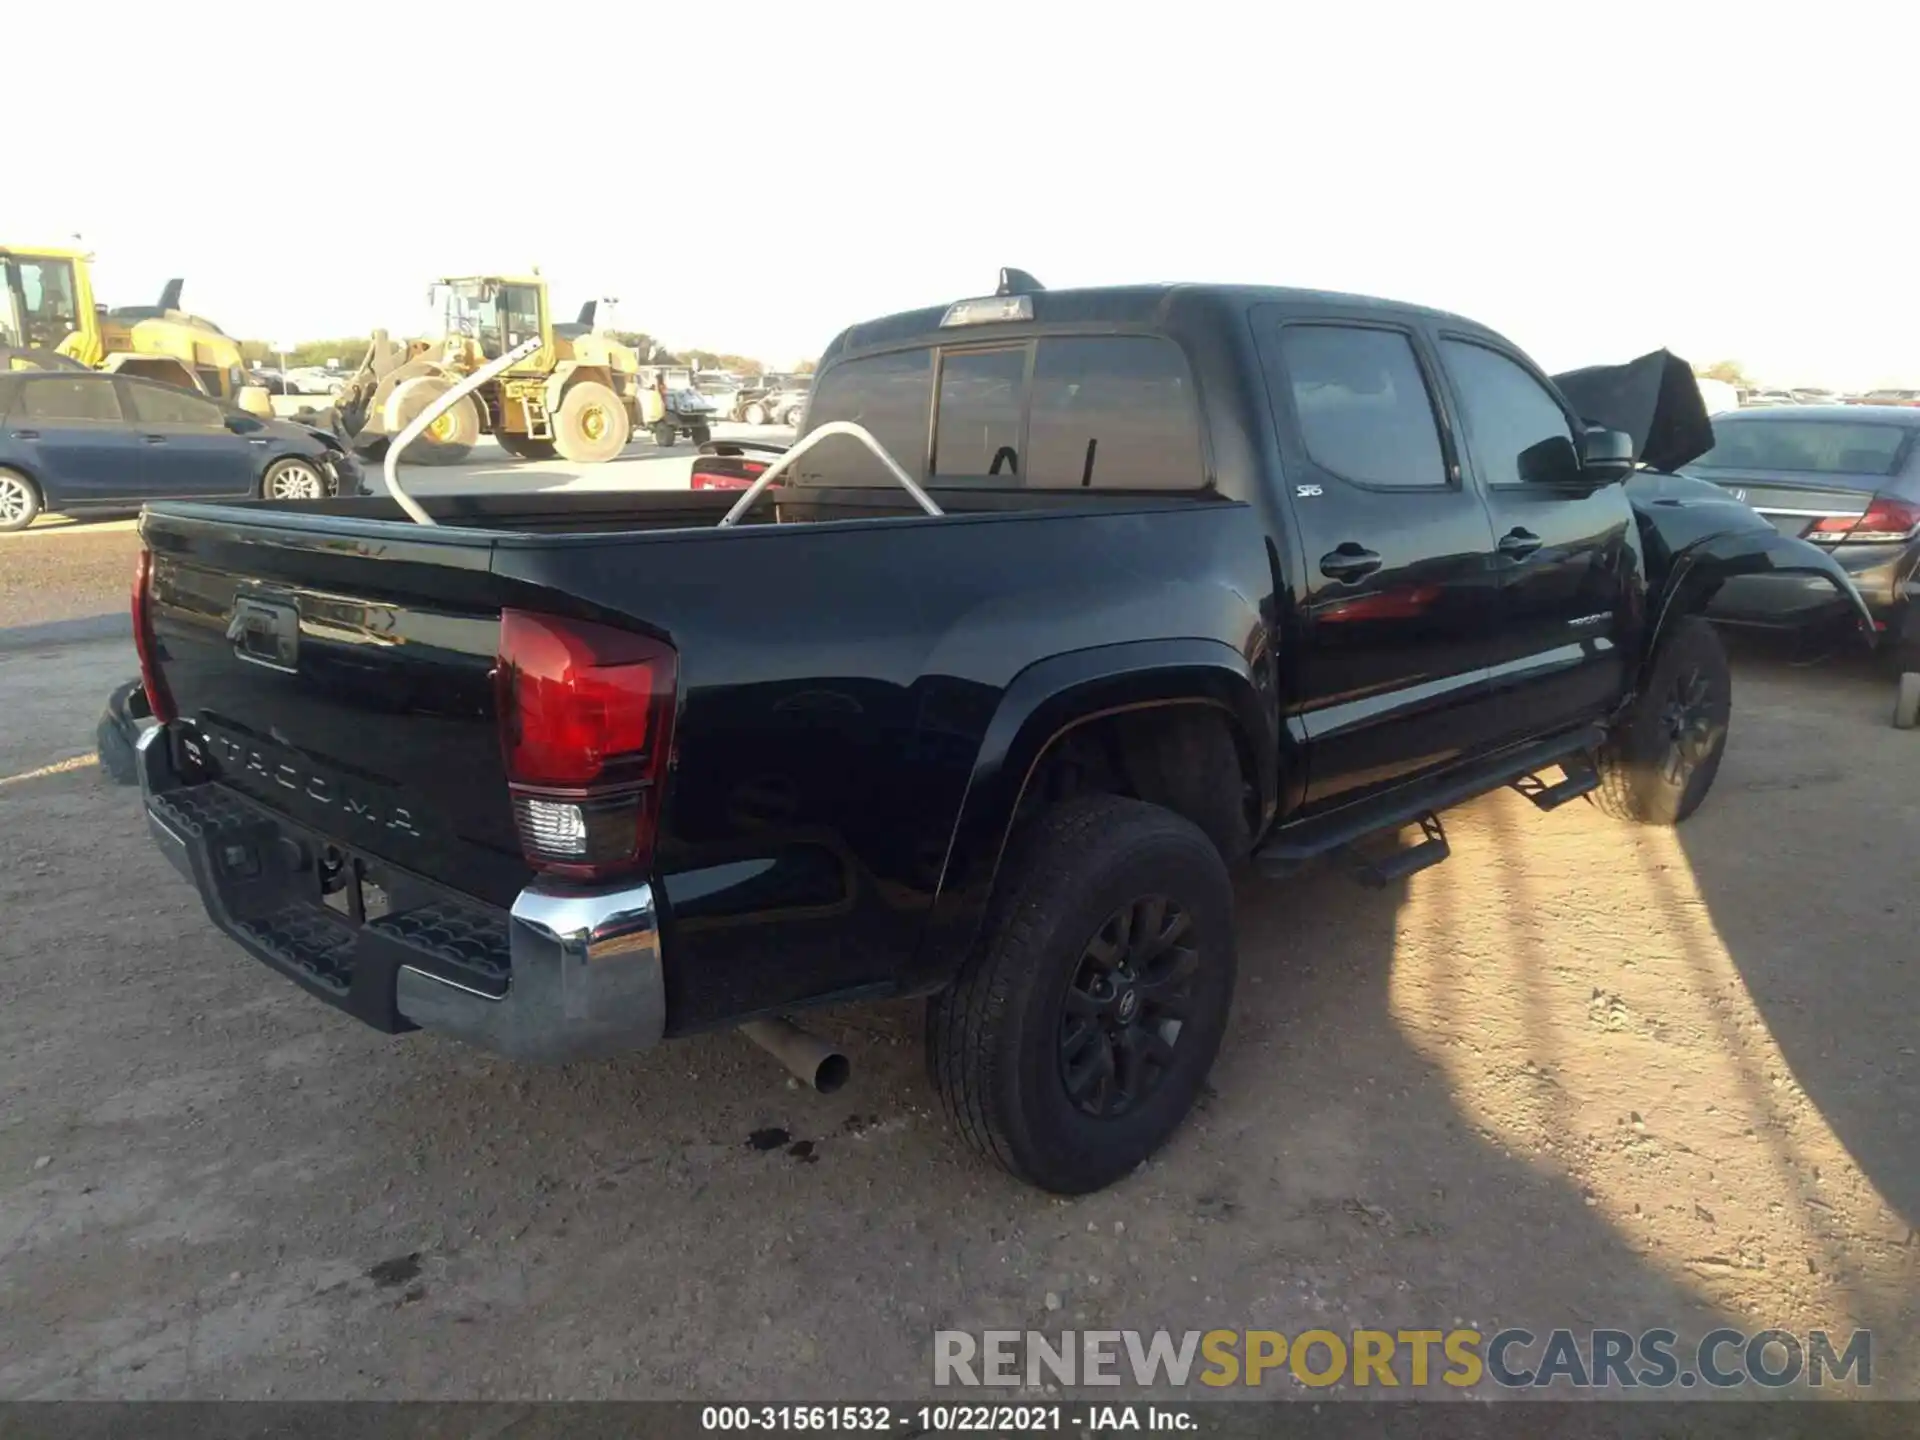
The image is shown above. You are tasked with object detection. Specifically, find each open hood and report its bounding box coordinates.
[1551,350,1715,474]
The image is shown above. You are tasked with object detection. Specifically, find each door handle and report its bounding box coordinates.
[1319,543,1383,582]
[143,434,168,445]
[9,429,39,440]
[1497,528,1542,559]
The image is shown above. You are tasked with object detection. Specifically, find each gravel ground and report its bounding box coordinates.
[0,633,1913,1405]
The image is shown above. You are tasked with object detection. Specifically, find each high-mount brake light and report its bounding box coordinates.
[131,548,178,724]
[495,610,678,882]
[940,295,1034,328]
[1809,496,1920,545]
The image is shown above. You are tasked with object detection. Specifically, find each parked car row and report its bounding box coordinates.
[1741,386,1920,409]
[0,370,361,531]
[686,370,812,427]
[251,366,348,398]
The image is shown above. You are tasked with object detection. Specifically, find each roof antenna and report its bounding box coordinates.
[996,268,1045,296]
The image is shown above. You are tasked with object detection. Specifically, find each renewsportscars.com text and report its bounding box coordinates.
[934,1327,1870,1391]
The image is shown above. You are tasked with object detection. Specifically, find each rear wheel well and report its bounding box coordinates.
[1017,703,1256,865]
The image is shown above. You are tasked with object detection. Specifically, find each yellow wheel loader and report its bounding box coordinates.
[335,276,647,466]
[1,246,268,415]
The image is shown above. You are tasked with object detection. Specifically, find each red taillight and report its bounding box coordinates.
[131,548,178,724]
[495,610,677,883]
[690,460,768,491]
[1809,496,1920,544]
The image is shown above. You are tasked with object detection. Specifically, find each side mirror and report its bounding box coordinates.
[235,385,273,419]
[1580,427,1635,480]
[1516,434,1583,485]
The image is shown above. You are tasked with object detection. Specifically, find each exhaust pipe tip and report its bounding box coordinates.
[812,1050,851,1095]
[741,1017,851,1094]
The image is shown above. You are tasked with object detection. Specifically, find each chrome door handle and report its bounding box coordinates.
[1319,544,1383,582]
[1497,529,1542,559]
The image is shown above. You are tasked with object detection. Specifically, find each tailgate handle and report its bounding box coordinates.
[227,597,300,672]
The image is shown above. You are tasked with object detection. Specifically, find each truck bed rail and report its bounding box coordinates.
[717,421,944,526]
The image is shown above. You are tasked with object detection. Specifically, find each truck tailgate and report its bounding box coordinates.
[141,508,529,909]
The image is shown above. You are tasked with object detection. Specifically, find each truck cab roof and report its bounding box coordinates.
[821,282,1489,362]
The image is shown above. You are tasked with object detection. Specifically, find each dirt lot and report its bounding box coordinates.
[0,634,1913,1403]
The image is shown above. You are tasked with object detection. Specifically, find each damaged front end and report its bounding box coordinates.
[1553,351,1878,652]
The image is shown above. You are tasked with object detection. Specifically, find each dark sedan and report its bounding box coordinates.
[0,370,361,532]
[1690,405,1920,650]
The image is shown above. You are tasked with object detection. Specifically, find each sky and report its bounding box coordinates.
[11,0,1918,386]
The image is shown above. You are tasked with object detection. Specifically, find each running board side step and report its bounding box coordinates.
[1338,812,1449,889]
[1510,751,1601,811]
[1252,724,1606,882]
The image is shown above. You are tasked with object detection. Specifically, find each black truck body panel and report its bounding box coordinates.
[144,491,1276,1032]
[136,282,1874,1043]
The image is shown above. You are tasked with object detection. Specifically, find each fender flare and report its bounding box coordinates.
[907,637,1277,990]
[545,361,620,415]
[1647,528,1876,675]
[542,359,583,413]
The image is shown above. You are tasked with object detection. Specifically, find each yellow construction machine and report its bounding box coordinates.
[1,245,265,412]
[335,275,674,465]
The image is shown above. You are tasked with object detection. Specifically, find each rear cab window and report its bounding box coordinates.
[798,333,1205,492]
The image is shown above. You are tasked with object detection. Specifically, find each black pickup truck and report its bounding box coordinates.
[129,273,1870,1194]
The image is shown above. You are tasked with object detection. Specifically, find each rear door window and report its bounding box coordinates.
[793,348,932,485]
[1690,419,1909,476]
[1278,325,1448,488]
[932,348,1027,480]
[1026,336,1203,489]
[18,376,124,422]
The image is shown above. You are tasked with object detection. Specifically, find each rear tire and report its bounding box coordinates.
[926,795,1237,1194]
[1593,615,1731,824]
[551,380,631,465]
[0,468,42,532]
[691,424,712,446]
[496,431,557,460]
[744,402,768,427]
[1894,673,1920,730]
[652,421,676,448]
